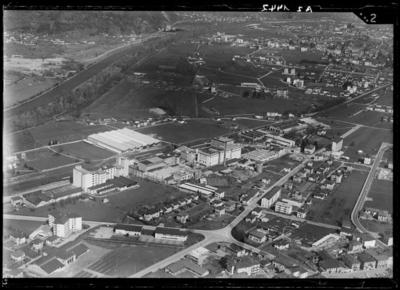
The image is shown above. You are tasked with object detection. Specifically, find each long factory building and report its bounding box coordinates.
[87,128,160,153]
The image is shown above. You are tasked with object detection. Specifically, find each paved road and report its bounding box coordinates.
[350,142,392,247]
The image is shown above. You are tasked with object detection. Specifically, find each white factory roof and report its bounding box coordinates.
[87,128,160,152]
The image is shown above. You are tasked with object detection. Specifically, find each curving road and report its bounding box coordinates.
[350,142,392,247]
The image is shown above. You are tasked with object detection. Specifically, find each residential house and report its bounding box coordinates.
[176,214,189,224]
[342,254,361,272]
[248,229,268,244]
[236,256,261,276]
[358,252,376,270]
[366,248,392,269]
[11,250,25,262]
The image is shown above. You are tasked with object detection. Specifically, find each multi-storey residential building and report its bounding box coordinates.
[73,157,129,191]
[48,212,82,238]
[331,137,343,152]
[274,201,293,215]
[261,187,281,208]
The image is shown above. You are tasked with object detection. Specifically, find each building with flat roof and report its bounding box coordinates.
[87,128,160,153]
[187,247,210,266]
[331,138,343,152]
[274,201,293,215]
[195,141,241,167]
[114,224,143,236]
[73,157,129,191]
[261,187,281,208]
[48,212,82,238]
[154,227,188,242]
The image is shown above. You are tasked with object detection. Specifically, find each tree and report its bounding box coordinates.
[219,256,228,270]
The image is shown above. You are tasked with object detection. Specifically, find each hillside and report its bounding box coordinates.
[4,11,182,36]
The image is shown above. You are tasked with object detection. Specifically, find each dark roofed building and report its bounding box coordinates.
[69,243,89,258]
[155,227,188,242]
[40,258,65,274]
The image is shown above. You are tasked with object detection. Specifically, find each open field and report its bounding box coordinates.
[307,170,368,226]
[233,118,272,129]
[137,119,232,144]
[25,148,78,171]
[84,81,197,119]
[87,245,179,277]
[9,178,188,222]
[4,34,168,119]
[4,219,45,235]
[320,102,393,129]
[4,77,58,108]
[360,219,392,236]
[343,127,393,161]
[54,141,115,161]
[203,94,309,116]
[278,49,327,65]
[374,89,393,106]
[6,121,112,154]
[364,179,392,214]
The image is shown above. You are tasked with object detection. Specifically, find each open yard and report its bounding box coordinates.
[137,119,232,144]
[4,219,45,236]
[87,245,179,277]
[343,127,393,161]
[364,179,392,214]
[290,223,336,247]
[307,170,368,226]
[54,141,115,161]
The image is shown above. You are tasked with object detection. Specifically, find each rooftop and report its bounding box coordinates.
[155,227,187,237]
[40,258,65,274]
[114,224,143,233]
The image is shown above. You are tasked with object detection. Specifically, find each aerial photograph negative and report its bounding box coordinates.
[2,7,395,285]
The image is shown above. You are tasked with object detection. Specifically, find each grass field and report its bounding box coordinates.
[84,81,198,119]
[364,179,392,214]
[4,77,58,108]
[360,219,392,236]
[87,245,179,277]
[374,89,393,106]
[343,127,393,161]
[233,118,272,129]
[25,149,78,171]
[54,141,115,161]
[4,219,45,236]
[7,121,112,153]
[307,170,368,226]
[11,178,187,222]
[137,119,232,144]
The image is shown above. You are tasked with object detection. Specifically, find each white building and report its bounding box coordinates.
[274,201,293,215]
[331,138,343,152]
[261,187,281,208]
[187,247,210,266]
[195,139,241,167]
[154,227,187,242]
[48,212,82,238]
[73,157,129,191]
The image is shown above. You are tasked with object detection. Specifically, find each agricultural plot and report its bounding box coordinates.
[233,118,272,129]
[343,127,393,161]
[199,66,256,86]
[307,170,368,226]
[374,89,393,106]
[25,148,78,171]
[203,94,309,116]
[349,111,393,129]
[199,44,254,69]
[5,130,37,154]
[277,49,326,65]
[4,219,45,236]
[26,121,111,148]
[54,141,115,161]
[364,179,392,214]
[87,245,178,277]
[84,82,198,119]
[137,119,232,144]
